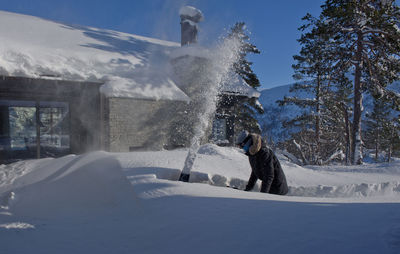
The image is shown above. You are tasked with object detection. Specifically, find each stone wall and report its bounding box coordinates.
[105,54,240,152]
[106,97,188,152]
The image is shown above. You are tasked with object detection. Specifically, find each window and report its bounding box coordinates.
[0,100,70,160]
[9,106,36,150]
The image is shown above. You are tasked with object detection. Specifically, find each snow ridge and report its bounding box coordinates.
[289,181,400,198]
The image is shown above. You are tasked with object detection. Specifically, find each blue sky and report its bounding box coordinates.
[1,0,327,89]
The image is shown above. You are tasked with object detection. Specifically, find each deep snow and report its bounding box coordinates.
[1,145,400,254]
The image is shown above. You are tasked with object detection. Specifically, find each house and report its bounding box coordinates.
[0,8,260,163]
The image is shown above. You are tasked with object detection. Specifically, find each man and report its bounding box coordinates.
[236,130,288,195]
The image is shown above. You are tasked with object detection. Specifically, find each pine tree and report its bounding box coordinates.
[227,22,263,135]
[325,72,354,164]
[386,115,400,161]
[259,104,291,146]
[365,96,392,161]
[278,15,337,164]
[319,0,400,164]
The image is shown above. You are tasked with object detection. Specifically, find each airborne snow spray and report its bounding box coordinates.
[178,34,242,182]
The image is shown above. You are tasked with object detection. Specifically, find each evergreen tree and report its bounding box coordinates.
[319,0,400,164]
[278,15,337,164]
[386,115,400,161]
[365,96,392,161]
[259,104,291,146]
[325,72,354,164]
[227,22,263,135]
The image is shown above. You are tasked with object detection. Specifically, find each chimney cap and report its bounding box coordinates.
[179,6,204,23]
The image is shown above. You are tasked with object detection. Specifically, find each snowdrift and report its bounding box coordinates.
[119,144,400,199]
[1,145,400,254]
[1,152,138,218]
[1,144,400,219]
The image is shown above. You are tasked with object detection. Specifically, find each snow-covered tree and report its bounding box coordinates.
[227,22,263,134]
[324,72,354,164]
[319,0,400,164]
[279,15,339,165]
[259,104,291,146]
[387,116,400,160]
[365,96,392,160]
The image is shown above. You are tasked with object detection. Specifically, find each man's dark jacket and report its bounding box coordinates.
[245,143,288,195]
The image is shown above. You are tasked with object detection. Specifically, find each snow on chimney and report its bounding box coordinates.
[179,6,204,46]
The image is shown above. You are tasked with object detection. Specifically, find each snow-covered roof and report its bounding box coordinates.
[220,73,261,98]
[170,45,213,60]
[0,10,190,102]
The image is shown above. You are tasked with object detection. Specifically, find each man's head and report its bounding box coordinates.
[236,130,252,150]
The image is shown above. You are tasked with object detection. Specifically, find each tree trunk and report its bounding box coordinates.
[375,129,379,161]
[343,106,351,165]
[351,32,364,165]
[388,124,395,162]
[316,74,321,165]
[293,139,309,165]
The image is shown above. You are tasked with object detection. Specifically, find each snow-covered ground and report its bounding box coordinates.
[1,144,400,254]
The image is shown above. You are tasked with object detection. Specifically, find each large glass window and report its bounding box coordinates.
[9,106,36,150]
[0,100,70,161]
[38,102,70,155]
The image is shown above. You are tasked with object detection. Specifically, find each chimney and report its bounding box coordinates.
[179,6,204,46]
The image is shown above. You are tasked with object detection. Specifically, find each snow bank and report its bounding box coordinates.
[1,152,138,218]
[117,144,400,199]
[197,143,239,158]
[2,145,400,211]
[1,145,400,253]
[289,181,400,198]
[118,144,252,190]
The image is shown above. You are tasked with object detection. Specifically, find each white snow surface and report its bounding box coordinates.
[0,10,191,101]
[220,72,261,98]
[179,6,204,22]
[1,144,400,253]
